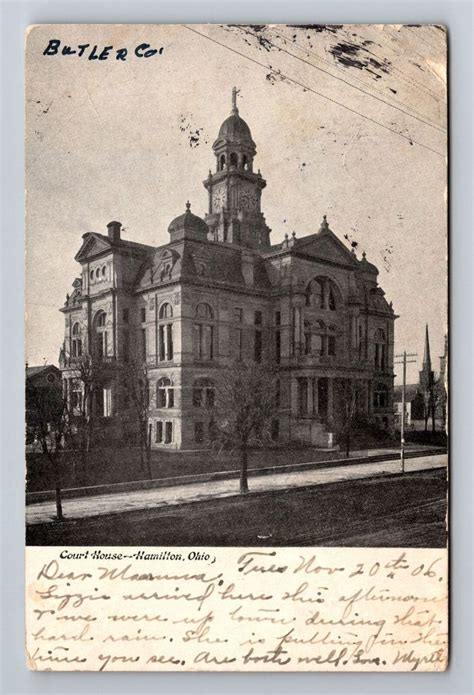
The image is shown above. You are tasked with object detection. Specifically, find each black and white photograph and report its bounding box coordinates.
[25,24,448,550]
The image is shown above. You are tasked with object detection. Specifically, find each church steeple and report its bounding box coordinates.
[419,323,434,390]
[422,323,432,371]
[203,89,271,249]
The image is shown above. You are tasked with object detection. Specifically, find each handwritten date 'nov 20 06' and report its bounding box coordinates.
[26,547,448,672]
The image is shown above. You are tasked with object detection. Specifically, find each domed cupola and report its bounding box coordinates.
[168,201,209,242]
[213,88,256,172]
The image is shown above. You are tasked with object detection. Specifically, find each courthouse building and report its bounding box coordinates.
[59,90,396,450]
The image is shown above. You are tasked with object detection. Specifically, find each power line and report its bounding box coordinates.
[265,26,446,133]
[184,25,444,158]
[243,26,446,134]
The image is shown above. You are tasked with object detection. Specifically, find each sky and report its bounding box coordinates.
[25,23,447,384]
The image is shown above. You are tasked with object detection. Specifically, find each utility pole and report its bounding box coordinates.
[394,351,417,472]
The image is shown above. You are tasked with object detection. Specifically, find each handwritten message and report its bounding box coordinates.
[26,547,448,672]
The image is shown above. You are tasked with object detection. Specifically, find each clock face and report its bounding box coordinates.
[212,187,227,210]
[240,186,258,210]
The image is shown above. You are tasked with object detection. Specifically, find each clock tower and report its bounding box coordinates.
[203,88,271,249]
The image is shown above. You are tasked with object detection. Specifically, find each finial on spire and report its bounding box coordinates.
[185,200,191,212]
[319,215,329,232]
[362,251,366,259]
[232,87,240,115]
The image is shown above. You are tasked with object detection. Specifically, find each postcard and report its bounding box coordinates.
[25,23,448,671]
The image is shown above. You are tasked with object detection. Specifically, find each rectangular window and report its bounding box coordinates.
[104,386,112,417]
[155,421,163,443]
[274,310,281,326]
[141,328,147,361]
[271,419,279,441]
[298,378,308,415]
[195,421,204,444]
[233,307,243,323]
[235,328,243,360]
[205,388,215,409]
[165,421,173,444]
[254,329,262,362]
[157,388,166,409]
[328,335,336,356]
[123,308,129,323]
[159,325,165,361]
[194,324,214,361]
[193,387,202,407]
[166,323,173,360]
[275,330,281,363]
[123,330,129,363]
[375,343,380,368]
[140,307,146,323]
[168,388,174,408]
[254,310,263,325]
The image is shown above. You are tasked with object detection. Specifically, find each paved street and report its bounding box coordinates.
[26,453,447,526]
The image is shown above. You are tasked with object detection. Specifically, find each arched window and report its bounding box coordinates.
[374,328,386,370]
[219,154,226,171]
[194,304,214,361]
[192,377,215,408]
[95,267,101,280]
[230,152,238,167]
[101,265,107,279]
[196,302,214,320]
[157,377,174,408]
[159,302,173,320]
[94,311,107,358]
[96,311,106,327]
[305,277,338,310]
[373,383,388,408]
[71,322,82,358]
[158,302,173,362]
[242,154,248,170]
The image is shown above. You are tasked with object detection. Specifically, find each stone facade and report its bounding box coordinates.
[59,91,396,450]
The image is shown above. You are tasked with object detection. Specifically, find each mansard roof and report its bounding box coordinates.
[134,238,271,293]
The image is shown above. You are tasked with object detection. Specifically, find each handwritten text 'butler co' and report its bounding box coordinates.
[43,40,164,61]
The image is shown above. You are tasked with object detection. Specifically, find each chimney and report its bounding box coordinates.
[107,220,121,243]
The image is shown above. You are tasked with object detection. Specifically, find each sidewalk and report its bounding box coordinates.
[26,453,447,526]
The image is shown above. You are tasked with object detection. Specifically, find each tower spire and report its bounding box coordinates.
[423,323,432,370]
[231,87,240,115]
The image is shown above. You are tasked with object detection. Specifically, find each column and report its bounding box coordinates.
[307,377,314,415]
[313,377,319,415]
[327,378,334,421]
[290,377,298,416]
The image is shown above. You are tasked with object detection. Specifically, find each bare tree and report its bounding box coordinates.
[209,360,279,494]
[339,380,359,458]
[120,362,152,477]
[26,382,70,521]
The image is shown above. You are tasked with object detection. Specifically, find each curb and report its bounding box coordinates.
[26,448,447,505]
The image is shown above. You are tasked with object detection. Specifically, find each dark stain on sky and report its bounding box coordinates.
[329,41,392,79]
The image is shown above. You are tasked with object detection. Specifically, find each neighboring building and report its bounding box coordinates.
[59,89,396,450]
[25,364,62,435]
[393,325,447,431]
